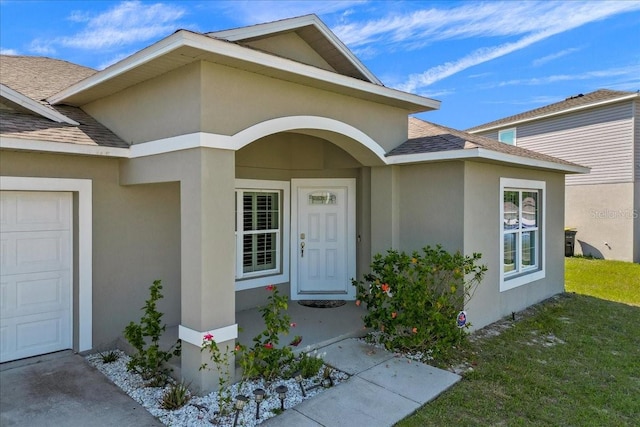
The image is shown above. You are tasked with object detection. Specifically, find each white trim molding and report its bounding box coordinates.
[0,176,93,352]
[179,324,238,347]
[1,137,130,158]
[1,84,79,125]
[499,177,546,292]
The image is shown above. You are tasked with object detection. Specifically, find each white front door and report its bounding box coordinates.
[291,179,356,300]
[0,191,73,362]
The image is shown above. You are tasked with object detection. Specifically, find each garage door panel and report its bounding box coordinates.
[1,191,71,232]
[0,191,72,363]
[1,230,70,276]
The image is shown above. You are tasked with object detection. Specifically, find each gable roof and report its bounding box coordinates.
[386,117,588,174]
[467,89,639,133]
[207,14,381,85]
[0,55,128,151]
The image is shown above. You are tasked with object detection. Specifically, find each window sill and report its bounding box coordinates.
[500,269,545,292]
[235,273,288,291]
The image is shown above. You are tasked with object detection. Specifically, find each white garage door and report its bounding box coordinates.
[1,191,72,362]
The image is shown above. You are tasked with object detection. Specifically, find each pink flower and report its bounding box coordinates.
[355,300,361,306]
[265,285,276,291]
[235,344,241,351]
[203,333,214,341]
[290,322,297,328]
[391,312,397,319]
[264,342,273,349]
[412,327,418,334]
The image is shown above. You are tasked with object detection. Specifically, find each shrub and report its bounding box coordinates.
[99,350,120,364]
[353,245,486,360]
[236,285,295,380]
[123,280,181,385]
[161,380,191,410]
[288,349,325,378]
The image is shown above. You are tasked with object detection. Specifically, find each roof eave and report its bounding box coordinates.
[208,14,382,85]
[0,136,130,157]
[468,93,640,133]
[48,30,438,113]
[386,147,590,174]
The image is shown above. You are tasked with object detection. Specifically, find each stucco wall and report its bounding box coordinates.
[463,162,566,330]
[83,61,409,153]
[396,161,465,254]
[0,150,181,350]
[243,32,336,72]
[566,182,636,262]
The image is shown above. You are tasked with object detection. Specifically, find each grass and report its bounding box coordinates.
[397,259,640,426]
[566,257,640,306]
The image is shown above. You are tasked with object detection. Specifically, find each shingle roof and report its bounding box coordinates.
[466,89,638,132]
[0,55,127,149]
[389,117,583,169]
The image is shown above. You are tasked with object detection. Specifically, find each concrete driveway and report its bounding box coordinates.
[0,351,161,427]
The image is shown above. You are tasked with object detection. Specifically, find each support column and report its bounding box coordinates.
[179,147,236,393]
[370,165,400,255]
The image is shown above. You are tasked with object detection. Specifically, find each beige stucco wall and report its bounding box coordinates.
[396,162,465,254]
[0,150,181,350]
[83,61,409,154]
[243,32,336,72]
[463,162,566,330]
[566,182,636,262]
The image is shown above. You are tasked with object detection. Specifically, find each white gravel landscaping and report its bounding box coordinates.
[86,350,349,426]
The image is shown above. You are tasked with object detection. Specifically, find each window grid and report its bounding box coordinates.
[503,188,540,277]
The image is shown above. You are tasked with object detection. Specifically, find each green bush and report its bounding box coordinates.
[352,245,486,360]
[123,280,181,385]
[236,285,295,380]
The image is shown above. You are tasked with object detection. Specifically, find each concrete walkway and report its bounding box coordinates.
[1,339,459,427]
[0,351,162,427]
[263,338,461,427]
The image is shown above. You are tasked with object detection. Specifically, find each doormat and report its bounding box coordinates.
[298,300,346,308]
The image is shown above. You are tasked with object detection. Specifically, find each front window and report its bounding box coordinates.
[235,180,290,290]
[499,128,516,145]
[500,178,545,291]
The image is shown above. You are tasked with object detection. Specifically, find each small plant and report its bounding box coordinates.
[161,380,191,410]
[123,280,181,385]
[236,285,295,380]
[99,350,120,364]
[353,245,487,360]
[289,349,325,378]
[200,334,236,415]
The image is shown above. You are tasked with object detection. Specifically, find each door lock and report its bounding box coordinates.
[300,241,305,258]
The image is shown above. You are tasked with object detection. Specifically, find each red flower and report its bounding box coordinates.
[290,322,297,328]
[412,327,418,334]
[355,300,361,306]
[203,333,214,341]
[264,342,273,349]
[235,344,241,351]
[381,283,390,293]
[265,285,276,291]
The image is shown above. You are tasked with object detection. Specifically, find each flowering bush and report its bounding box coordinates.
[352,245,486,360]
[236,285,296,380]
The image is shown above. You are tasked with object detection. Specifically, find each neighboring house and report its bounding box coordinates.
[0,15,587,391]
[468,90,640,263]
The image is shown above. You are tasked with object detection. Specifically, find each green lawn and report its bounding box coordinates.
[566,257,640,306]
[397,259,640,426]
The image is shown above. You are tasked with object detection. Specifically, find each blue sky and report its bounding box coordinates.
[1,0,639,129]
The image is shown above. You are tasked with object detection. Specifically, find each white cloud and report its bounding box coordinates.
[28,40,56,55]
[333,1,640,91]
[494,65,640,87]
[532,47,582,66]
[212,1,366,26]
[0,47,19,55]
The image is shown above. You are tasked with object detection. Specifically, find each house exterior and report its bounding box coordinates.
[468,90,640,263]
[0,15,587,392]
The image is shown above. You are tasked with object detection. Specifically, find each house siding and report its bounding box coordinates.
[478,102,635,185]
[635,99,640,182]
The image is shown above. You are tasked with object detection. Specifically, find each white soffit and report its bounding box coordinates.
[47,30,439,113]
[1,84,79,125]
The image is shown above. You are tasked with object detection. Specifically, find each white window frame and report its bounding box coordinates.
[235,179,290,291]
[498,128,516,145]
[499,178,545,292]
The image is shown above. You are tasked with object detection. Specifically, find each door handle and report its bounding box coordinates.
[300,241,305,258]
